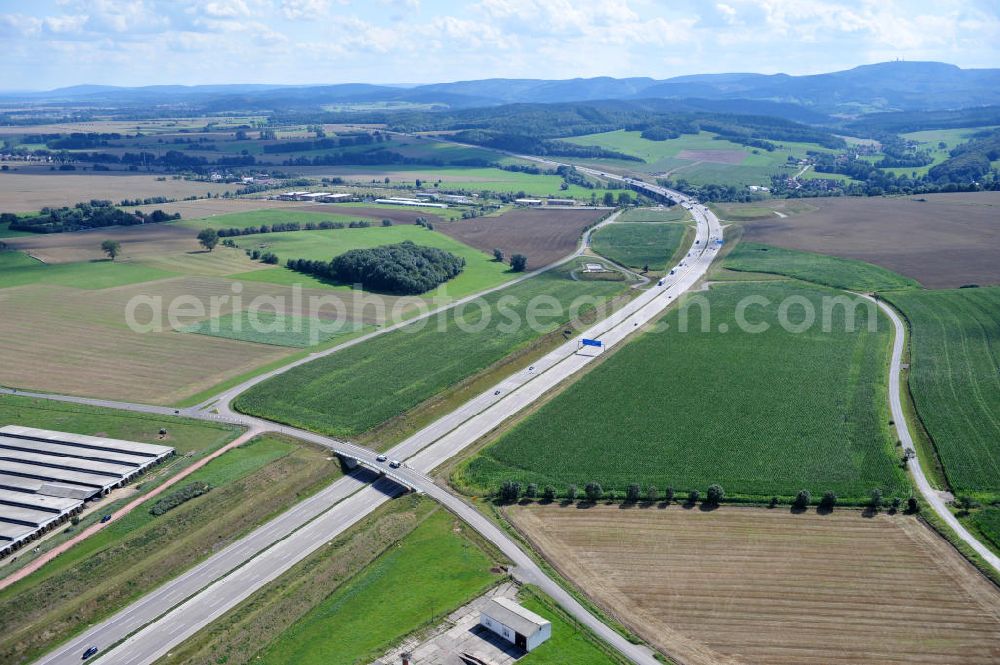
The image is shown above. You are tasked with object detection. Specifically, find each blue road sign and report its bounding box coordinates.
[581,338,603,348]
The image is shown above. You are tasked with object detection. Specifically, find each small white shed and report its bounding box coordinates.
[479,596,551,652]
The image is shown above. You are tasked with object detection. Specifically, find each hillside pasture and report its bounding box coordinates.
[234,260,629,439]
[436,207,607,269]
[459,281,906,501]
[883,287,1000,497]
[562,130,834,186]
[509,505,1000,665]
[736,192,1000,288]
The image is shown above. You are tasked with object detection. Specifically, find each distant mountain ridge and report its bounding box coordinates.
[3,61,998,114]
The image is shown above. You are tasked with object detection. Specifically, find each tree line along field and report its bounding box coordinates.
[509,504,1000,665]
[882,287,1000,499]
[457,280,907,503]
[234,259,630,439]
[591,221,689,272]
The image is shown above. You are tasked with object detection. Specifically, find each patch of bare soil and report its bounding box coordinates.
[737,192,1000,288]
[436,208,606,270]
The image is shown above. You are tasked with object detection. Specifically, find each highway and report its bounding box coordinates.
[867,296,1000,574]
[28,187,718,665]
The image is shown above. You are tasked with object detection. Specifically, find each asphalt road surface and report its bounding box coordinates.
[30,192,717,665]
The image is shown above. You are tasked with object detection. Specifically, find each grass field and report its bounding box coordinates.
[591,222,687,271]
[619,207,691,223]
[220,224,514,298]
[882,287,1000,498]
[254,506,498,665]
[970,507,1000,552]
[563,130,834,186]
[723,242,921,291]
[458,281,906,502]
[509,505,1000,665]
[0,249,176,289]
[234,260,629,439]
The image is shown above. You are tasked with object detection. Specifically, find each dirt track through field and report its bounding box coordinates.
[437,208,606,270]
[509,504,1000,665]
[735,192,1000,288]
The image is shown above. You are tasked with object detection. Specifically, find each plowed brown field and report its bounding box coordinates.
[436,208,606,270]
[730,192,1000,288]
[509,504,1000,665]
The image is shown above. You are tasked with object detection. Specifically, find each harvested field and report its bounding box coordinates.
[0,173,239,212]
[510,504,1000,665]
[3,223,202,264]
[130,197,307,218]
[675,149,747,163]
[0,277,399,404]
[437,208,607,270]
[735,192,1000,288]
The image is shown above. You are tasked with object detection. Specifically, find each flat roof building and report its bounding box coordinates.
[479,597,551,652]
[514,198,543,206]
[374,197,448,209]
[0,426,174,559]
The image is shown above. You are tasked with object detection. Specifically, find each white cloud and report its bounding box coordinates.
[281,0,330,20]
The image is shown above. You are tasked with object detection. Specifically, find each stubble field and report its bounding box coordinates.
[0,173,240,212]
[509,504,1000,665]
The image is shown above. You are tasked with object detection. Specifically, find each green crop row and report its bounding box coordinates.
[458,282,908,502]
[884,287,1000,497]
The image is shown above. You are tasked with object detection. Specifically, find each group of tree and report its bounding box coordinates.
[287,241,465,294]
[149,481,212,516]
[3,201,180,233]
[496,481,729,506]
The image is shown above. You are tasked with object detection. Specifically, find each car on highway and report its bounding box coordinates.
[375,454,387,463]
[83,646,99,659]
[388,460,401,468]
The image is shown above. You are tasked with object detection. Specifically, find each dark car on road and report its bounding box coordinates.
[83,646,98,659]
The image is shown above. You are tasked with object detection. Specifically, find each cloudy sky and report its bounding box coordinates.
[1,0,997,90]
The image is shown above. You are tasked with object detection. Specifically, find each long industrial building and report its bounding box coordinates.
[0,426,174,557]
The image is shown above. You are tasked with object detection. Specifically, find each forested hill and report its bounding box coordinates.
[4,61,997,115]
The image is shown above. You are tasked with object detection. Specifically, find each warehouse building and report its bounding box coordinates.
[479,597,551,652]
[0,426,174,558]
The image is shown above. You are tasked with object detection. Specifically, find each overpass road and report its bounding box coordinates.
[27,186,719,665]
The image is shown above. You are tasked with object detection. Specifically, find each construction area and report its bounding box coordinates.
[0,426,174,557]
